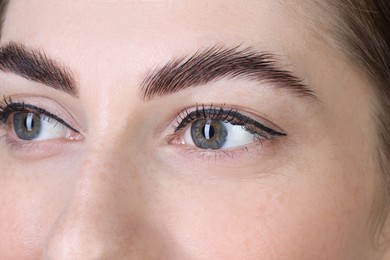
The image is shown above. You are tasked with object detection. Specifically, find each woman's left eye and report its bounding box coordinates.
[173,106,286,150]
[183,118,257,149]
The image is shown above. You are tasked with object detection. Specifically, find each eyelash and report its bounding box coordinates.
[173,104,286,142]
[0,97,78,133]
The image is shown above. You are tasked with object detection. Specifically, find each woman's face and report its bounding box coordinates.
[0,0,386,259]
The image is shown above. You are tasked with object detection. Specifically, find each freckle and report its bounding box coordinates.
[277,193,285,204]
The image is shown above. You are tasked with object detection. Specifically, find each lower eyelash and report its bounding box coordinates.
[173,137,270,163]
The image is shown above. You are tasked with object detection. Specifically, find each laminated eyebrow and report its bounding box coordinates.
[141,45,317,101]
[0,41,78,96]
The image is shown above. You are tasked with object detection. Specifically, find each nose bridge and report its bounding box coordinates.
[44,141,147,259]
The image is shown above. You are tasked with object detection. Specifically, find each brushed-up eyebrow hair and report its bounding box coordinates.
[0,41,77,96]
[141,45,317,101]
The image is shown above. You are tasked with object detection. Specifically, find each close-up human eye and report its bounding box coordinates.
[171,105,286,150]
[0,97,81,144]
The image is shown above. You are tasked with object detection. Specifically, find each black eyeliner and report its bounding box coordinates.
[0,101,79,134]
[175,105,286,138]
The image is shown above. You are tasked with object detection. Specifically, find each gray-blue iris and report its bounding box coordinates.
[191,119,228,149]
[13,112,41,140]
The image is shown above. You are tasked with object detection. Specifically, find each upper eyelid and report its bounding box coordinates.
[0,101,79,133]
[0,95,85,131]
[174,106,286,137]
[19,104,79,133]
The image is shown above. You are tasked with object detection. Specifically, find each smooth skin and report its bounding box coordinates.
[0,0,388,259]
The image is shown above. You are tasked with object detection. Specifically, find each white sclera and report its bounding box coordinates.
[31,116,68,141]
[183,121,256,149]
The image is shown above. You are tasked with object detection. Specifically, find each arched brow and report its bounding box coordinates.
[141,45,317,101]
[0,41,78,97]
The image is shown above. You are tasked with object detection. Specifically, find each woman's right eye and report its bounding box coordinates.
[183,118,260,149]
[0,101,81,142]
[9,111,75,141]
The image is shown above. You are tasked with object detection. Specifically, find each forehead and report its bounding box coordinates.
[1,0,320,58]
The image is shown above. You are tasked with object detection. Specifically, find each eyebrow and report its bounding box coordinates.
[141,45,317,101]
[0,41,78,96]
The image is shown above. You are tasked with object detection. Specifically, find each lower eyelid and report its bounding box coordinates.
[1,117,82,158]
[3,138,80,159]
[166,139,275,164]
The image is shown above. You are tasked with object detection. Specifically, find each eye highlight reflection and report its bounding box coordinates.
[171,104,287,151]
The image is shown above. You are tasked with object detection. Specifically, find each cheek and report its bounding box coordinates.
[0,157,73,258]
[0,193,52,258]
[149,165,374,259]
[0,182,49,258]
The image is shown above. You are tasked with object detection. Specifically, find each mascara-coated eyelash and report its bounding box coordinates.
[172,104,286,150]
[0,97,78,133]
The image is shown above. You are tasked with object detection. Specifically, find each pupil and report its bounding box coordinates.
[209,126,215,138]
[203,123,215,139]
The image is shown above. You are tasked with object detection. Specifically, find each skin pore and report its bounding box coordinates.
[0,0,388,259]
